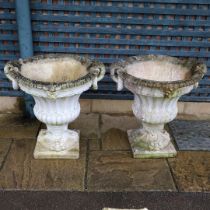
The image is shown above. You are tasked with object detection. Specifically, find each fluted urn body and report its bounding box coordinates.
[5,54,105,159]
[111,55,206,158]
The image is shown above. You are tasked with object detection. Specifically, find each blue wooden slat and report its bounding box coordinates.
[180,96,210,102]
[0,14,16,20]
[31,14,210,27]
[0,71,7,79]
[99,0,210,4]
[0,82,12,88]
[33,47,210,58]
[1,0,210,7]
[30,3,210,16]
[193,80,210,85]
[0,90,24,97]
[191,88,210,94]
[0,45,19,50]
[205,72,210,76]
[0,2,15,9]
[0,55,18,60]
[33,36,210,48]
[81,93,133,100]
[0,24,17,30]
[117,0,210,3]
[32,25,209,37]
[0,34,18,40]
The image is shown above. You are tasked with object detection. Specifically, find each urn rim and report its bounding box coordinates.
[111,54,207,90]
[4,54,105,92]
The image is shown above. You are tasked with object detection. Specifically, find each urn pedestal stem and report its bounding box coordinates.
[32,93,82,159]
[34,124,80,157]
[127,121,176,159]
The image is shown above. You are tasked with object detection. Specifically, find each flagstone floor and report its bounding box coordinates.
[0,113,210,192]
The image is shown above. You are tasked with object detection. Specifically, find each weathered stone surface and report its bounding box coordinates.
[0,126,40,140]
[87,151,176,191]
[177,102,185,114]
[177,102,210,120]
[127,129,177,159]
[70,113,100,139]
[0,97,23,114]
[92,100,133,114]
[0,139,86,190]
[183,102,210,120]
[0,114,40,139]
[89,138,100,151]
[34,129,80,159]
[101,114,139,134]
[0,114,29,126]
[168,151,210,192]
[0,139,12,169]
[102,128,130,151]
[80,99,91,113]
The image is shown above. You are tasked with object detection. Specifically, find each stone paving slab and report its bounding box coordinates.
[168,151,210,192]
[0,139,87,190]
[169,120,210,151]
[89,138,101,151]
[70,113,100,139]
[0,114,30,126]
[101,114,140,134]
[0,125,40,140]
[1,113,210,193]
[87,151,176,192]
[102,128,130,151]
[0,139,12,168]
[0,114,40,140]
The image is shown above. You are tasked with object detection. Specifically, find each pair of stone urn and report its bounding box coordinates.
[5,54,206,159]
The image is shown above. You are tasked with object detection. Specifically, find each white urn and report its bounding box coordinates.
[111,55,206,158]
[5,54,105,159]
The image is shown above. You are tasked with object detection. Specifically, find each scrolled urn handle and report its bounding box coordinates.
[194,82,199,89]
[195,62,207,75]
[4,63,19,90]
[193,62,207,89]
[89,61,105,90]
[110,65,123,91]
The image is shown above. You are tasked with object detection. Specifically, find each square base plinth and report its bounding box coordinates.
[34,129,80,159]
[127,129,177,159]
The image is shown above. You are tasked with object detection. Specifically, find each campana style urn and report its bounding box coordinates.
[111,55,206,158]
[5,54,105,159]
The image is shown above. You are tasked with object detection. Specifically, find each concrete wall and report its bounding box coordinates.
[0,97,210,120]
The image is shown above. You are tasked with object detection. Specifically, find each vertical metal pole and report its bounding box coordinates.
[15,0,33,58]
[15,0,35,118]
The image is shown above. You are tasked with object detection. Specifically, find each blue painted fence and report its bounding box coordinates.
[0,0,210,116]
